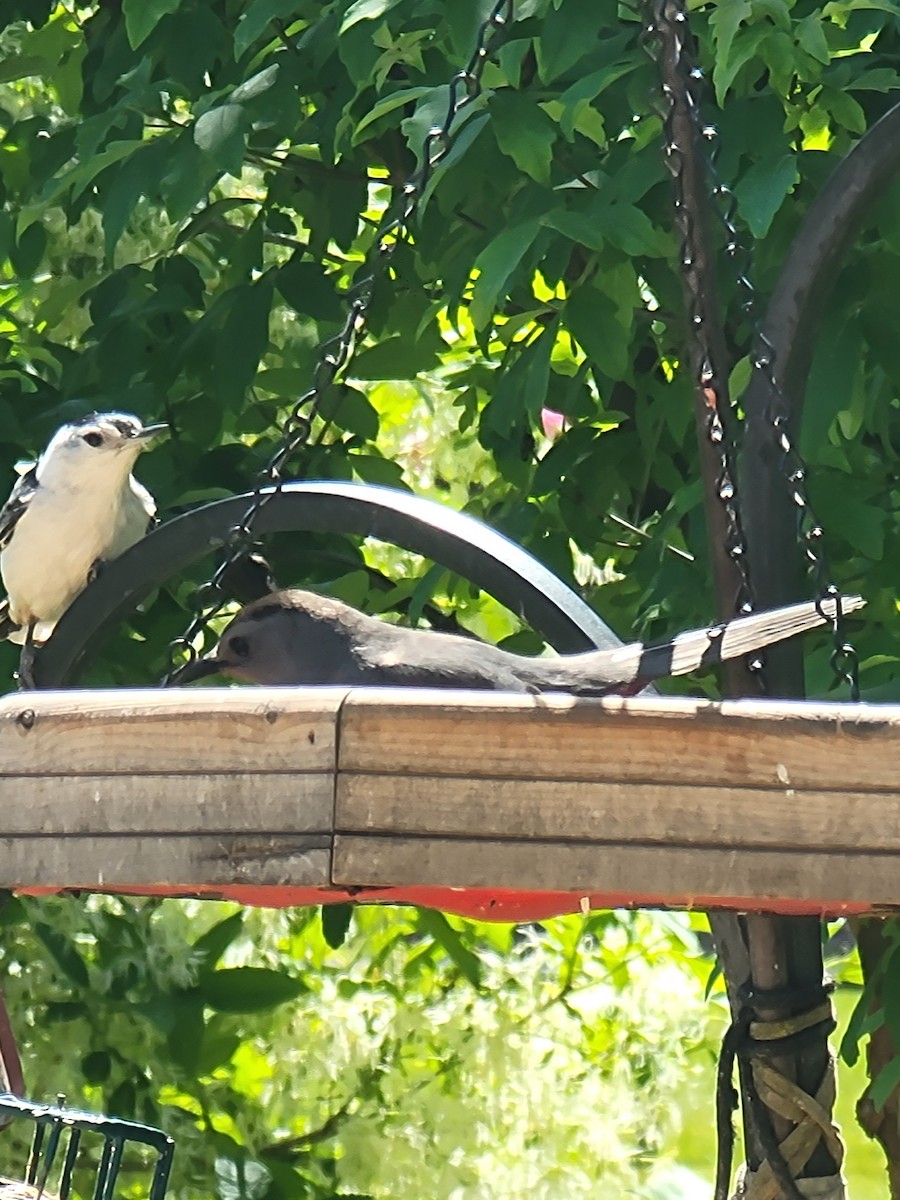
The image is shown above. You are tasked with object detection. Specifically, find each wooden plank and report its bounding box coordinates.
[339,690,900,792]
[332,835,900,908]
[336,774,900,852]
[0,773,333,835]
[0,688,349,775]
[2,835,331,887]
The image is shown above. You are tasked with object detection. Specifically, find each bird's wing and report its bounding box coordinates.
[586,594,866,687]
[0,465,39,551]
[130,478,157,527]
[0,597,17,640]
[362,627,531,691]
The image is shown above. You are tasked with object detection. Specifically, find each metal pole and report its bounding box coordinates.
[650,1,843,1189]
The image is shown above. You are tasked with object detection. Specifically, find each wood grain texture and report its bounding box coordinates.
[336,774,900,851]
[0,835,331,887]
[0,774,333,835]
[0,687,349,774]
[332,835,900,907]
[1,688,899,907]
[338,690,900,792]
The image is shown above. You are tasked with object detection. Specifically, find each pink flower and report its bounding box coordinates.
[541,407,566,441]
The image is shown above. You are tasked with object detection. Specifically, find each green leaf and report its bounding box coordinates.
[542,207,606,252]
[101,140,169,260]
[0,894,25,927]
[490,92,556,185]
[796,14,830,64]
[174,197,257,249]
[470,222,541,330]
[801,312,860,456]
[350,453,407,487]
[566,285,630,379]
[847,68,900,92]
[712,23,763,104]
[483,329,554,448]
[254,367,309,395]
[810,477,884,561]
[10,221,47,277]
[321,903,354,949]
[0,55,51,84]
[26,138,145,211]
[193,912,244,970]
[276,256,343,321]
[122,0,183,49]
[353,86,433,145]
[734,154,798,238]
[536,0,602,83]
[416,910,482,988]
[198,967,307,1013]
[841,943,891,1065]
[351,334,442,380]
[825,88,867,135]
[340,0,404,34]
[234,0,299,58]
[545,200,668,257]
[32,921,90,988]
[230,64,279,105]
[556,60,637,140]
[709,0,752,74]
[871,1055,900,1112]
[320,385,380,439]
[214,281,273,404]
[822,0,899,24]
[194,104,249,177]
[80,1050,111,1083]
[196,1020,241,1075]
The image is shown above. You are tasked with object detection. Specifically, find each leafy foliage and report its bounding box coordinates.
[0,895,719,1198]
[0,0,898,686]
[2,0,900,1194]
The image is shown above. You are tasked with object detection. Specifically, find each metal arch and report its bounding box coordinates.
[31,480,624,688]
[739,98,900,692]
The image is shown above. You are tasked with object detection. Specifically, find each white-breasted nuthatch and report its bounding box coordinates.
[0,411,166,686]
[170,588,865,692]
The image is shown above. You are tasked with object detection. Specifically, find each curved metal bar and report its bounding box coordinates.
[740,98,900,687]
[32,481,623,688]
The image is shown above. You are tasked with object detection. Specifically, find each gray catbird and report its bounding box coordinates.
[170,588,865,693]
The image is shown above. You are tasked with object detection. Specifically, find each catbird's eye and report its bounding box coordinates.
[82,431,104,447]
[229,635,250,659]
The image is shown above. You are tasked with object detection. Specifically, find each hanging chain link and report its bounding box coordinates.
[641,0,860,698]
[641,0,757,637]
[162,0,514,684]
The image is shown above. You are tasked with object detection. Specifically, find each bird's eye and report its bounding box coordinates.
[229,635,250,659]
[82,432,103,447]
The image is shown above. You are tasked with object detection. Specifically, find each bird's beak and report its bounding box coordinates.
[168,655,224,685]
[135,423,168,443]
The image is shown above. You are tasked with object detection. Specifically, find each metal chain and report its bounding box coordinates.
[699,105,861,700]
[640,1,758,637]
[162,0,515,684]
[642,0,860,698]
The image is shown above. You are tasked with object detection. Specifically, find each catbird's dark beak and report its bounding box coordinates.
[168,655,224,685]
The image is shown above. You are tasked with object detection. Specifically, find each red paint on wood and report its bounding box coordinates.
[14,884,877,920]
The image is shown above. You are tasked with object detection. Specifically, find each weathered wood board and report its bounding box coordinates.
[2,687,900,913]
[0,689,345,887]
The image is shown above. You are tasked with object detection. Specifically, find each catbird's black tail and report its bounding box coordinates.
[581,594,866,688]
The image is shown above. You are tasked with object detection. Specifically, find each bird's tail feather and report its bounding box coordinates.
[0,598,19,643]
[600,594,866,684]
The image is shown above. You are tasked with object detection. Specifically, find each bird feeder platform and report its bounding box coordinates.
[1,687,897,920]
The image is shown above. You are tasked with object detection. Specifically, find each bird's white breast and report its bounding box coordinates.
[0,474,153,640]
